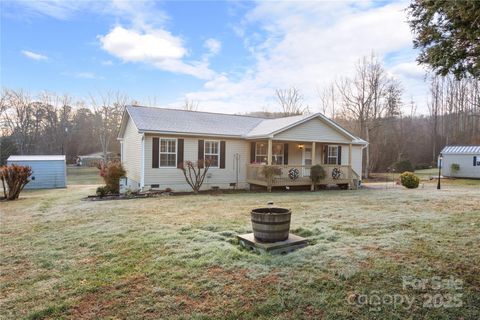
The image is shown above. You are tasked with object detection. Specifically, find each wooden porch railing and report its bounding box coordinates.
[246,164,358,188]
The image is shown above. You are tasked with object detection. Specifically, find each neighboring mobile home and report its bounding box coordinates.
[118,106,367,192]
[7,155,66,189]
[440,146,480,179]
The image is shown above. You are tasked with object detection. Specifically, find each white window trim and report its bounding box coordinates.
[204,140,220,168]
[159,137,177,168]
[255,142,267,163]
[327,145,339,165]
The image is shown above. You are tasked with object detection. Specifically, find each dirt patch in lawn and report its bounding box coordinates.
[70,275,152,319]
[175,266,281,314]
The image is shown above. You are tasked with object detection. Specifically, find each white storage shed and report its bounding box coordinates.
[440,146,480,179]
[7,155,67,189]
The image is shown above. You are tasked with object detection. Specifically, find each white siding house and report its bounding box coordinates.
[118,106,368,192]
[7,155,66,189]
[440,146,480,179]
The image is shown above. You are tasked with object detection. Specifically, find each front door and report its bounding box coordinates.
[302,147,312,177]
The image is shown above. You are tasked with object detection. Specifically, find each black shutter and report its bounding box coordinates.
[474,156,477,166]
[198,140,204,168]
[177,139,184,168]
[250,142,256,163]
[323,145,328,164]
[152,137,159,168]
[220,141,226,169]
[338,146,342,165]
[284,143,289,165]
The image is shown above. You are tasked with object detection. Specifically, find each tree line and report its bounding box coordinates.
[1,57,479,176]
[0,90,128,165]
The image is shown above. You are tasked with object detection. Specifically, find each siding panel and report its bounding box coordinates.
[121,115,142,186]
[274,118,352,143]
[144,135,249,191]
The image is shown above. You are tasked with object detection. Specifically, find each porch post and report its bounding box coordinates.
[267,139,273,165]
[348,143,352,166]
[311,142,316,165]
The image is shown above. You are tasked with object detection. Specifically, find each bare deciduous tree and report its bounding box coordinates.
[318,83,337,118]
[337,54,402,177]
[89,91,128,163]
[182,99,199,111]
[276,87,309,116]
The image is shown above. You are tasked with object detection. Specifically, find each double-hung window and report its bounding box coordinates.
[160,138,176,167]
[327,145,338,165]
[205,140,219,167]
[255,142,284,164]
[255,143,267,163]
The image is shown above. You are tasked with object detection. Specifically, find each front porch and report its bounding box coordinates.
[246,140,360,190]
[246,164,359,190]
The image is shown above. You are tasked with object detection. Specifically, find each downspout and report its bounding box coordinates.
[141,133,145,190]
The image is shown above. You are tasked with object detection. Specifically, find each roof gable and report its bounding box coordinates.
[273,117,353,143]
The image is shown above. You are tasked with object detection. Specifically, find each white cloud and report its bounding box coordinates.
[12,0,89,20]
[99,26,215,79]
[204,38,222,55]
[182,1,429,114]
[21,50,48,60]
[99,26,186,61]
[390,62,426,79]
[11,0,167,25]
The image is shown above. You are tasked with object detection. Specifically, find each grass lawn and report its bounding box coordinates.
[66,166,103,185]
[1,176,479,319]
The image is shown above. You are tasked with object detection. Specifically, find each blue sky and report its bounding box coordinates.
[1,0,429,114]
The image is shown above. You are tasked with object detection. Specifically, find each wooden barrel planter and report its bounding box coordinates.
[251,208,291,243]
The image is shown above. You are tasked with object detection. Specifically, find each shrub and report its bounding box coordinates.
[310,165,326,184]
[451,163,460,173]
[261,165,282,192]
[178,159,212,194]
[96,186,109,197]
[99,161,126,194]
[400,172,420,189]
[394,160,414,173]
[0,164,32,200]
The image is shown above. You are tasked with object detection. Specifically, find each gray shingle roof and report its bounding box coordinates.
[245,114,308,137]
[126,106,263,137]
[440,145,480,155]
[124,105,366,144]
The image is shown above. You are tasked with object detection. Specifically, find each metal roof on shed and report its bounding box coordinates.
[7,155,66,161]
[440,146,480,155]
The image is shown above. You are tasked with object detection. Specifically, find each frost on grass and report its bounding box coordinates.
[1,183,479,319]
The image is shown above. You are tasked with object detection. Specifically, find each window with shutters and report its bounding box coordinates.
[255,142,284,164]
[160,138,177,167]
[327,145,338,165]
[204,140,219,167]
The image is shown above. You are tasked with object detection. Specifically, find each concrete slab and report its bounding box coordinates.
[237,233,308,254]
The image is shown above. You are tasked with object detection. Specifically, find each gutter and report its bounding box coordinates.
[140,133,145,190]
